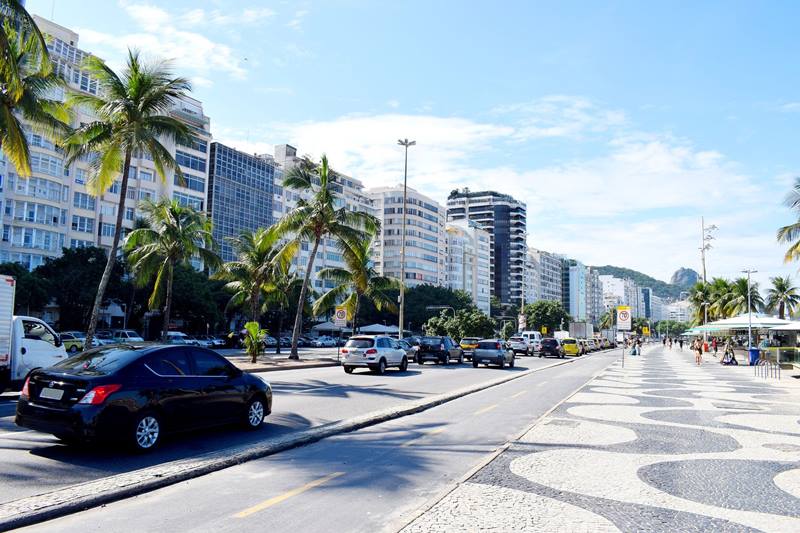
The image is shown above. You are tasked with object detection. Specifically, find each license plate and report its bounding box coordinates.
[39,387,64,401]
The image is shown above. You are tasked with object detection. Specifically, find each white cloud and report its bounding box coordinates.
[287,9,310,30]
[215,98,797,285]
[386,99,400,109]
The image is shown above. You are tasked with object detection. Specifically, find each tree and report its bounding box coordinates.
[242,321,267,364]
[215,227,294,323]
[263,256,303,355]
[766,276,800,320]
[167,264,227,335]
[0,1,50,81]
[524,300,570,334]
[277,155,379,358]
[34,247,127,330]
[423,308,495,340]
[598,310,614,330]
[63,49,192,347]
[0,21,69,177]
[688,281,712,325]
[0,262,49,314]
[125,199,219,340]
[313,236,397,335]
[778,177,800,264]
[723,277,763,316]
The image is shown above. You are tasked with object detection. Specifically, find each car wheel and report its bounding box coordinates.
[399,357,408,372]
[344,366,354,374]
[442,356,449,365]
[54,433,81,446]
[498,358,505,369]
[472,359,479,368]
[69,345,78,353]
[375,359,386,375]
[244,397,265,430]
[458,353,464,364]
[509,356,515,368]
[132,412,161,452]
[538,353,543,358]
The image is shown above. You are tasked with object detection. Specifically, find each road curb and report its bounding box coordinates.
[0,358,574,530]
[240,361,339,373]
[389,349,622,532]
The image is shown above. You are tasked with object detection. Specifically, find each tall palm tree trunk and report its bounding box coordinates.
[352,294,360,336]
[251,290,260,324]
[86,149,132,347]
[161,261,175,340]
[290,237,320,359]
[275,309,283,355]
[779,301,785,320]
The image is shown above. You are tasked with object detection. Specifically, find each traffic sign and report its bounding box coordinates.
[642,326,650,337]
[617,306,632,331]
[334,306,347,327]
[541,326,547,334]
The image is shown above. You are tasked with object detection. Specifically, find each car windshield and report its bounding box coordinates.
[477,341,501,349]
[345,338,374,348]
[420,337,442,345]
[562,339,576,344]
[509,337,523,342]
[52,347,144,376]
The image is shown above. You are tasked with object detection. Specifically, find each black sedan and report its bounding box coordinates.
[15,344,272,452]
[538,338,565,359]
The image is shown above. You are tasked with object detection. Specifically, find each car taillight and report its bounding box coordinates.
[341,348,349,353]
[20,376,30,400]
[78,384,122,405]
[365,348,377,355]
[496,343,502,350]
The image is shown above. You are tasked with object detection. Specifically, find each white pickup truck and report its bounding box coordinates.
[0,275,68,392]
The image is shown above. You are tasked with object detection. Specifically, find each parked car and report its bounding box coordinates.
[163,331,190,345]
[397,339,417,360]
[59,332,85,354]
[112,330,145,344]
[459,337,480,360]
[539,338,565,358]
[472,339,515,368]
[508,336,532,356]
[561,337,581,356]
[416,336,464,365]
[15,344,272,451]
[311,336,336,348]
[577,339,588,355]
[91,331,115,347]
[279,337,292,347]
[341,335,408,374]
[586,339,597,352]
[297,336,313,348]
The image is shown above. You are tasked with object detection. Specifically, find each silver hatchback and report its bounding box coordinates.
[472,339,515,369]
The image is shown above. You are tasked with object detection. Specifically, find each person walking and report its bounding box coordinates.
[668,337,673,350]
[694,338,703,365]
[712,337,718,357]
[662,337,667,347]
[678,338,684,350]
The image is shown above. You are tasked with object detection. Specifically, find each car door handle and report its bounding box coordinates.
[20,347,26,355]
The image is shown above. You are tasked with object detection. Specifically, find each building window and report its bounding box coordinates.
[139,189,154,201]
[108,181,120,194]
[125,207,135,221]
[177,135,207,153]
[100,223,115,237]
[173,173,205,192]
[73,192,96,210]
[100,204,115,217]
[139,170,154,182]
[70,238,93,248]
[172,192,203,211]
[175,151,206,172]
[71,215,94,233]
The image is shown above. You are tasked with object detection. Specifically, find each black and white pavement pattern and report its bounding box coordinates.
[402,346,800,532]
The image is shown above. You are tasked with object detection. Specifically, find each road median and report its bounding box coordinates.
[0,357,581,531]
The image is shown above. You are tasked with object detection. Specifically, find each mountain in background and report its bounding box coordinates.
[669,267,700,288]
[592,265,686,300]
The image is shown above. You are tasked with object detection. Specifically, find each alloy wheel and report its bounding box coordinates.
[136,416,160,449]
[248,400,264,427]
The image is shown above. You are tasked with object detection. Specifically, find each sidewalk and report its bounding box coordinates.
[223,352,340,372]
[400,345,800,532]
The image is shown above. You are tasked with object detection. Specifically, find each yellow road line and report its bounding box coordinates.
[401,427,446,447]
[474,404,498,415]
[511,390,527,398]
[234,472,344,518]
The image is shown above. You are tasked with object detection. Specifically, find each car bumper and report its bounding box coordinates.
[473,355,504,365]
[15,400,107,440]
[417,352,446,362]
[343,356,379,367]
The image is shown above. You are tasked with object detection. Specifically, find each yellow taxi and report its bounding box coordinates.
[459,337,480,357]
[561,337,581,356]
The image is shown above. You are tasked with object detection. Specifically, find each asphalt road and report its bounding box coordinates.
[16,349,621,533]
[0,351,602,505]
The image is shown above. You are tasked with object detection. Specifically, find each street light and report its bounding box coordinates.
[701,301,710,347]
[742,269,758,350]
[700,217,718,285]
[397,138,416,340]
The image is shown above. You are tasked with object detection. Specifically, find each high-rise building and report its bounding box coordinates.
[523,251,538,305]
[586,268,604,325]
[639,287,653,319]
[272,144,376,295]
[530,248,563,303]
[444,219,491,315]
[563,259,587,321]
[667,300,692,322]
[207,143,280,262]
[367,185,446,287]
[0,17,211,270]
[446,190,527,306]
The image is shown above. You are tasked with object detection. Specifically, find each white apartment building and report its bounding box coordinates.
[0,17,210,269]
[586,268,604,325]
[445,219,491,315]
[272,144,376,295]
[367,185,446,288]
[667,300,692,322]
[530,248,563,303]
[523,250,538,306]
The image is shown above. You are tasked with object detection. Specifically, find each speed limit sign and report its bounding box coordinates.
[617,306,631,331]
[334,306,347,327]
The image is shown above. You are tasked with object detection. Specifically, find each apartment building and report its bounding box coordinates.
[445,219,491,315]
[529,248,563,303]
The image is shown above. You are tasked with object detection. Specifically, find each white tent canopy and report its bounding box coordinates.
[769,321,800,331]
[696,314,791,332]
[356,323,400,334]
[311,321,345,333]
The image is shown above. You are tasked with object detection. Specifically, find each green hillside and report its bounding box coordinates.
[592,265,685,300]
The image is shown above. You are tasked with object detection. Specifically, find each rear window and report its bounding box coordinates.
[542,339,558,347]
[461,338,479,343]
[562,339,576,345]
[53,347,144,376]
[509,337,524,342]
[420,337,442,345]
[345,338,374,349]
[477,341,502,349]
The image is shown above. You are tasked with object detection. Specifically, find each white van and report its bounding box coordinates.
[520,331,543,354]
[0,275,68,391]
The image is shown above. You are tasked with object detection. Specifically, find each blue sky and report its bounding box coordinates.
[28,0,800,288]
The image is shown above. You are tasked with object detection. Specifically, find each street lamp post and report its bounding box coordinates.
[397,138,416,340]
[701,301,710,347]
[741,269,758,350]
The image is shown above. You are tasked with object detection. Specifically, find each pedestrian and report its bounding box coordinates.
[678,338,684,350]
[712,337,718,356]
[662,337,667,347]
[668,337,673,350]
[694,338,703,365]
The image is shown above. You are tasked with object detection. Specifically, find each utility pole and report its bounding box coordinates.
[700,217,717,285]
[397,139,415,339]
[742,269,758,350]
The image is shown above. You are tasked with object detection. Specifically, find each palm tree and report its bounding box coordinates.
[0,1,49,80]
[312,236,397,335]
[124,199,219,340]
[707,277,733,320]
[688,281,712,326]
[215,227,295,324]
[598,310,614,330]
[724,277,763,316]
[263,257,303,355]
[63,50,192,347]
[0,22,69,176]
[766,276,800,319]
[277,155,379,358]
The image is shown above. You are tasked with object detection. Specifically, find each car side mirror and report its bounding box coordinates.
[54,335,62,348]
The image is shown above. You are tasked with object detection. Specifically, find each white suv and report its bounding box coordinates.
[508,336,532,355]
[341,335,409,375]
